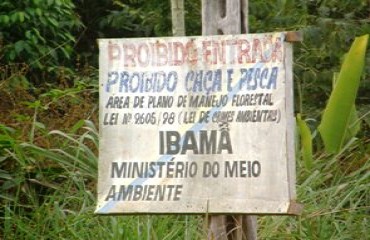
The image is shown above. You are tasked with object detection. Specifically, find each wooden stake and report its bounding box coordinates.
[201,0,257,239]
[171,0,185,36]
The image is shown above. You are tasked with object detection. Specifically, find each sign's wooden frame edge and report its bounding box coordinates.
[95,31,304,216]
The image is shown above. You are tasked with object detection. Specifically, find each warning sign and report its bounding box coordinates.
[96,32,296,214]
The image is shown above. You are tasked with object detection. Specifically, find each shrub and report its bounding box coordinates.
[0,0,82,83]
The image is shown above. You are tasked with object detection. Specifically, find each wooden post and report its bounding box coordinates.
[171,0,185,36]
[201,0,257,239]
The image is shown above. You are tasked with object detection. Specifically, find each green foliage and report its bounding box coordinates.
[74,0,201,64]
[23,120,98,180]
[260,140,370,239]
[0,119,97,235]
[85,0,200,38]
[0,118,204,239]
[1,1,370,239]
[0,0,82,81]
[297,114,313,171]
[319,35,369,153]
[100,1,172,37]
[249,0,370,112]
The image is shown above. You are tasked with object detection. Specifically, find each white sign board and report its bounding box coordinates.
[96,32,296,214]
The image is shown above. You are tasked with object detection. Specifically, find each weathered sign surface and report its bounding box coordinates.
[96,32,296,214]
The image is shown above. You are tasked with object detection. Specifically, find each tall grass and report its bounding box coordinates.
[2,118,369,239]
[259,35,369,239]
[259,140,370,239]
[0,120,204,239]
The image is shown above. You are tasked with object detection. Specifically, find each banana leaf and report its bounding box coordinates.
[297,114,313,170]
[318,34,368,153]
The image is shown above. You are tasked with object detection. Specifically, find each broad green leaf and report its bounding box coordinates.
[18,11,25,22]
[331,73,361,144]
[318,34,369,153]
[14,40,24,54]
[297,114,313,170]
[47,0,54,6]
[8,50,16,61]
[54,0,61,6]
[0,15,10,25]
[345,105,361,143]
[10,12,18,23]
[25,30,32,39]
[32,0,42,5]
[35,8,42,16]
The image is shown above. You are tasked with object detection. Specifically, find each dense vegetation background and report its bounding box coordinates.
[0,0,369,239]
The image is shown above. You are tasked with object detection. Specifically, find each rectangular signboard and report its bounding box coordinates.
[96,32,296,214]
